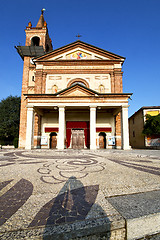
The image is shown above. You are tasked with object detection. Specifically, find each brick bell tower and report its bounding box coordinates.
[16,9,53,148]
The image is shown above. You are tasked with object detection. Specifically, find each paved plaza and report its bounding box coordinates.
[0,149,160,239]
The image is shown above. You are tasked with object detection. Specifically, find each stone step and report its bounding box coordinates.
[108,190,160,240]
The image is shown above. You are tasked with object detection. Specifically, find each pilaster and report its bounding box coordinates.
[110,72,115,93]
[33,113,41,148]
[34,70,43,93]
[42,72,47,94]
[114,71,123,93]
[115,112,122,148]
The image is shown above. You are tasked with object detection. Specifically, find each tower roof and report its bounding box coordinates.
[36,9,45,28]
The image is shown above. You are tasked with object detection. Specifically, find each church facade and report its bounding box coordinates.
[16,11,132,150]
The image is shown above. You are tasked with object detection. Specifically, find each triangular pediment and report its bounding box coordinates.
[47,47,109,61]
[35,40,125,62]
[57,84,98,97]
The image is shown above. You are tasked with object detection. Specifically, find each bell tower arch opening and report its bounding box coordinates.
[31,36,40,46]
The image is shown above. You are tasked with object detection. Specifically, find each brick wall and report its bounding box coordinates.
[33,114,41,148]
[115,112,122,148]
[18,57,30,148]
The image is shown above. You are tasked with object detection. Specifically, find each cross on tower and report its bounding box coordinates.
[76,34,82,40]
[41,8,46,15]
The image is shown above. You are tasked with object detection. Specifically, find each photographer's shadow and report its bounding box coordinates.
[29,176,111,239]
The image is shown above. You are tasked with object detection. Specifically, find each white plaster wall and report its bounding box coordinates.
[96,112,115,134]
[46,74,111,93]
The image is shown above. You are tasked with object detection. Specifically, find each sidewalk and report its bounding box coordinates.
[0,149,160,239]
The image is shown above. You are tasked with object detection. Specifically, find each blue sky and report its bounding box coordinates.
[0,0,160,117]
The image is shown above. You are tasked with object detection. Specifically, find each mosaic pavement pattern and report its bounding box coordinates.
[0,149,160,239]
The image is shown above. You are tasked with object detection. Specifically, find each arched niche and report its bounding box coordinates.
[99,84,105,93]
[52,85,58,93]
[67,78,89,88]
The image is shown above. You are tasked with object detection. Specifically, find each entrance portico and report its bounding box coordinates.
[25,84,131,150]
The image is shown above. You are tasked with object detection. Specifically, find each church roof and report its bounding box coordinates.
[34,40,125,61]
[15,46,45,60]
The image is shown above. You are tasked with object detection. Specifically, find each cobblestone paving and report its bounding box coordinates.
[0,149,160,239]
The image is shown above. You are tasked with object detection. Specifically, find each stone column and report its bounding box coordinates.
[25,107,34,149]
[90,107,97,150]
[57,107,65,150]
[121,106,130,150]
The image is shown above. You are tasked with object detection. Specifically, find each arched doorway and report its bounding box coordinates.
[99,132,106,149]
[50,132,57,149]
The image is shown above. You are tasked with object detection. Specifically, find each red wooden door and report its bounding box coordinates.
[51,136,57,149]
[99,136,104,149]
[72,129,84,149]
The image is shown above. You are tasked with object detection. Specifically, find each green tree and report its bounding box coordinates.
[142,114,160,136]
[0,96,21,145]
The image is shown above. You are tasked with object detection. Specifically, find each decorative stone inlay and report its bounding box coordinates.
[38,157,105,184]
[0,179,33,226]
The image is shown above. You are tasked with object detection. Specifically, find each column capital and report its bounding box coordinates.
[26,106,34,111]
[89,106,97,109]
[110,71,114,76]
[114,71,123,76]
[121,105,129,109]
[42,72,47,76]
[58,106,65,109]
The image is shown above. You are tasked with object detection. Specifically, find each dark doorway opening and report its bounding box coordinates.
[50,132,57,149]
[99,132,106,149]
